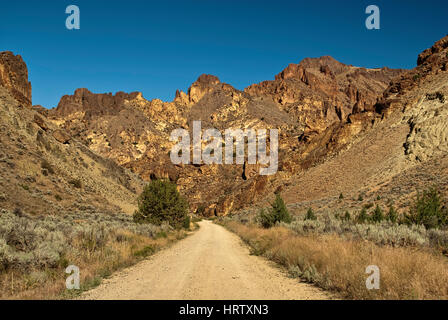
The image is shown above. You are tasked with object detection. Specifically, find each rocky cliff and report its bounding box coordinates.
[0,56,145,217]
[3,35,447,217]
[0,51,32,107]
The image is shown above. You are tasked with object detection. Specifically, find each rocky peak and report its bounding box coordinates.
[53,89,142,118]
[417,35,448,66]
[0,51,32,106]
[195,74,220,86]
[186,74,228,105]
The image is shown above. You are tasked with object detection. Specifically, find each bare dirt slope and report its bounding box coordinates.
[81,221,329,300]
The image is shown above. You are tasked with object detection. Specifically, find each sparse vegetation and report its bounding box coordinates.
[217,186,448,299]
[133,179,189,229]
[404,187,448,229]
[258,209,275,229]
[221,221,448,299]
[0,209,186,299]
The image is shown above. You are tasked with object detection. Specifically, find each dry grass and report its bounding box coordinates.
[222,221,448,300]
[0,227,188,300]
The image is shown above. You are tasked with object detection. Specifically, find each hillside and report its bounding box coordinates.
[267,35,448,216]
[0,52,144,217]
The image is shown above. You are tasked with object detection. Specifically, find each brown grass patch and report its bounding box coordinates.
[222,221,448,300]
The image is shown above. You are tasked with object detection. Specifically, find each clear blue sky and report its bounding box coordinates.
[0,0,447,108]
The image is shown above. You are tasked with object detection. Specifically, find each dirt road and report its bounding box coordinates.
[81,220,329,300]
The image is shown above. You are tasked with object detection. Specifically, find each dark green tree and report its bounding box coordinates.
[258,194,292,228]
[405,187,448,229]
[371,205,384,223]
[133,179,188,229]
[343,211,351,221]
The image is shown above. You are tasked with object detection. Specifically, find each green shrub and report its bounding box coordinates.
[271,195,292,224]
[339,193,344,199]
[305,208,317,221]
[371,205,384,223]
[357,208,369,223]
[133,245,155,258]
[80,228,107,252]
[358,194,364,201]
[41,160,55,175]
[405,187,448,229]
[387,205,398,223]
[257,194,292,228]
[133,180,188,229]
[343,211,351,221]
[0,209,167,273]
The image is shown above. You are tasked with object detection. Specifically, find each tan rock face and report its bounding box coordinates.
[52,129,71,144]
[45,55,405,216]
[3,36,448,219]
[0,51,32,106]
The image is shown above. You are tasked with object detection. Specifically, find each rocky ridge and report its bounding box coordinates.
[6,36,447,217]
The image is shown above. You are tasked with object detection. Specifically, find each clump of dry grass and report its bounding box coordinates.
[223,221,448,299]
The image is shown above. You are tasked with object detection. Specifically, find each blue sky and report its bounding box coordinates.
[0,0,447,108]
